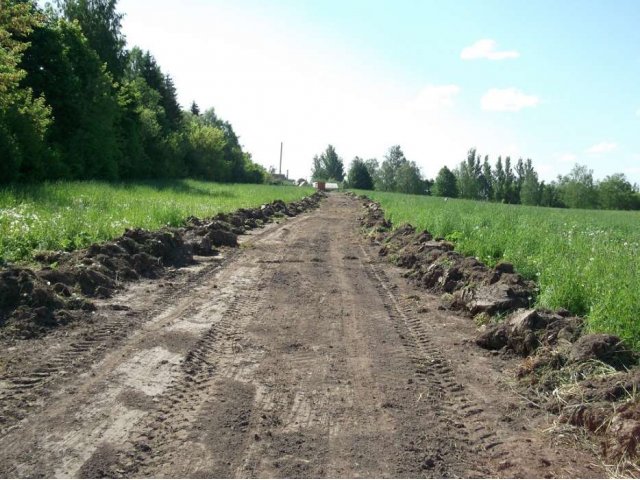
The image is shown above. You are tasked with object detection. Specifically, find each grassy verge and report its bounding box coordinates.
[355,190,640,350]
[0,180,314,264]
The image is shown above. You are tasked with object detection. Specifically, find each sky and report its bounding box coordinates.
[116,0,640,183]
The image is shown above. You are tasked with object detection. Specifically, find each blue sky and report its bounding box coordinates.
[117,0,640,182]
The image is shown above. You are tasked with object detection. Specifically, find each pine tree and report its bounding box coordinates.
[347,157,374,190]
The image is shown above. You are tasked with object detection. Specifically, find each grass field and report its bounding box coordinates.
[357,190,640,350]
[0,180,314,265]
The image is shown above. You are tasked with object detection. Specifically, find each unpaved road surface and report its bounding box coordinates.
[0,194,605,478]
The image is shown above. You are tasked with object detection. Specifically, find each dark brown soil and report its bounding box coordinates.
[0,194,617,478]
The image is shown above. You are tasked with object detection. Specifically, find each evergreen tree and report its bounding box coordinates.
[57,0,127,78]
[347,157,374,190]
[190,101,200,116]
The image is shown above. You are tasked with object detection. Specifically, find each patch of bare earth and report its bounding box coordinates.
[0,194,606,478]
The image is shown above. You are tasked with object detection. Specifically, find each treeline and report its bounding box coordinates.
[313,144,640,211]
[0,0,266,184]
[437,149,640,210]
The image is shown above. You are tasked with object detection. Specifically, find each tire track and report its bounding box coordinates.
[359,243,502,476]
[0,259,228,437]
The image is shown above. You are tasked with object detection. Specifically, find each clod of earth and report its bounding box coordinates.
[0,192,325,340]
[358,194,640,466]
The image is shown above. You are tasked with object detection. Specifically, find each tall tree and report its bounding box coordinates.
[57,0,127,78]
[503,157,518,203]
[493,156,506,202]
[311,144,344,181]
[22,16,121,179]
[364,158,379,186]
[0,0,52,182]
[127,48,182,133]
[479,155,493,200]
[520,159,541,205]
[377,145,406,191]
[395,161,424,194]
[456,148,481,199]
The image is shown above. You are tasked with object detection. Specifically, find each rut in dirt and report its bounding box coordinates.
[0,194,606,478]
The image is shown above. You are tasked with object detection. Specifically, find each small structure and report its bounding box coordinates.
[313,181,326,191]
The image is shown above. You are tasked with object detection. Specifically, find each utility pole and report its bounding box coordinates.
[279,142,283,176]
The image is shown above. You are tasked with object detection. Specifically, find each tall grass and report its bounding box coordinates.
[0,180,314,264]
[357,190,640,350]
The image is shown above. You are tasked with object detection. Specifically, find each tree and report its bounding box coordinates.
[57,0,127,78]
[557,164,598,209]
[311,144,344,181]
[395,161,424,194]
[598,173,637,210]
[456,148,482,199]
[377,145,406,191]
[0,0,52,182]
[433,166,458,197]
[364,158,379,186]
[539,181,564,207]
[503,157,518,203]
[190,101,200,116]
[127,48,182,133]
[347,157,374,190]
[520,159,541,205]
[479,156,493,201]
[493,156,506,202]
[514,157,525,203]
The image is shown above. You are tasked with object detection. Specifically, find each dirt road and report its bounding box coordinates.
[0,194,605,478]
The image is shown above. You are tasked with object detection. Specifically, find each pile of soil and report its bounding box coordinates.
[358,195,640,464]
[0,192,325,339]
[361,199,536,317]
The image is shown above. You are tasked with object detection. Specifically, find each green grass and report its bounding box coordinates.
[356,190,640,350]
[0,180,314,264]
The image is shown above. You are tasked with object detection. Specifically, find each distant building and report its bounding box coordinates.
[313,182,339,191]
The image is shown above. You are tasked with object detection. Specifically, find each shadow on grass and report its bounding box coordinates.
[0,179,239,208]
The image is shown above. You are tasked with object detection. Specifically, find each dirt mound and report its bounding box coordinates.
[0,192,325,339]
[358,195,640,467]
[361,200,536,317]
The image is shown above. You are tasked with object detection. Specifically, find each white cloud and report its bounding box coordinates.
[480,88,539,112]
[586,142,617,154]
[409,84,460,111]
[461,39,520,60]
